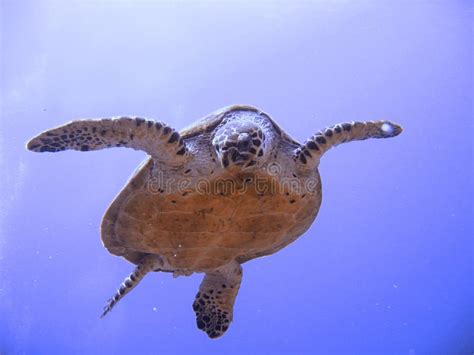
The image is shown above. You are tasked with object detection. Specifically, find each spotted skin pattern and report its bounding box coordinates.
[296,120,403,167]
[26,117,187,165]
[192,263,242,338]
[212,119,265,169]
[100,254,164,318]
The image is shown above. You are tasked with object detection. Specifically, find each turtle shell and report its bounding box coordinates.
[101,162,321,271]
[100,105,320,272]
[180,105,299,144]
[100,105,320,271]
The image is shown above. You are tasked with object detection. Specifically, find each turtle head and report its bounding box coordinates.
[212,119,269,170]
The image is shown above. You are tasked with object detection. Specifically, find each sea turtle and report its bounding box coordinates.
[27,105,402,338]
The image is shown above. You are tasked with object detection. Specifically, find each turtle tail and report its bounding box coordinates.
[296,120,403,167]
[100,254,163,318]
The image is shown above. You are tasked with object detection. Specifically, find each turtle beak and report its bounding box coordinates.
[216,133,259,170]
[221,148,250,168]
[236,133,252,151]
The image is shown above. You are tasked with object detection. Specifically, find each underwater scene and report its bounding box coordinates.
[0,1,472,354]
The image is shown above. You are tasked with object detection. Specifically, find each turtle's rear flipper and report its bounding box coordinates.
[297,120,403,168]
[193,263,242,339]
[100,254,163,318]
[26,117,188,166]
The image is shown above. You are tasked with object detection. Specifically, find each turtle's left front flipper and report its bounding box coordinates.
[26,117,188,165]
[193,263,242,339]
[297,120,403,169]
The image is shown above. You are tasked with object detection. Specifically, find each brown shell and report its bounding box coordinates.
[100,105,319,272]
[180,104,299,144]
[101,160,322,272]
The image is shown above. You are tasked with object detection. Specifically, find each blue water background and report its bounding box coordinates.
[0,1,472,354]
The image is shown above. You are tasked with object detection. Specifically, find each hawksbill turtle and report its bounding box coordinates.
[27,105,402,338]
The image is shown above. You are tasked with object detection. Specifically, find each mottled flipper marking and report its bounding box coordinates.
[26,117,188,165]
[193,263,242,339]
[100,254,163,318]
[297,120,403,168]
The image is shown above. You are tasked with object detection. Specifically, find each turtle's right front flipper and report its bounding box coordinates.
[26,117,188,165]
